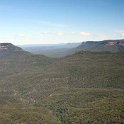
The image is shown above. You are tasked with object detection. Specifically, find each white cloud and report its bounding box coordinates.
[71,32,76,34]
[39,31,91,36]
[121,32,124,36]
[56,32,64,36]
[80,32,91,36]
[16,33,26,37]
[39,32,65,36]
[115,30,124,36]
[40,32,49,35]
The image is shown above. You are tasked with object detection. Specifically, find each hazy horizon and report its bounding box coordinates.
[1,38,124,46]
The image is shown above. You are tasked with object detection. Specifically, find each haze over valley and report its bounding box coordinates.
[20,39,124,58]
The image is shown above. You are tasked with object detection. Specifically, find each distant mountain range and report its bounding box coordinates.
[20,43,81,58]
[1,39,124,59]
[76,39,124,52]
[19,39,124,58]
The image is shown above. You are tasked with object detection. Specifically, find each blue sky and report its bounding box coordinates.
[0,0,124,45]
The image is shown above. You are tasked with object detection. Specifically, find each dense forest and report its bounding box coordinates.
[0,43,124,123]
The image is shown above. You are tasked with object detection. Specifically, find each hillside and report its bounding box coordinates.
[0,44,124,123]
[76,39,124,52]
[0,43,55,78]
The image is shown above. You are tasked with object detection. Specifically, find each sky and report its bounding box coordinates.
[0,0,124,45]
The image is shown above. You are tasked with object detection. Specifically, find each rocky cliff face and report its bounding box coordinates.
[104,40,124,46]
[76,39,124,52]
[0,43,22,51]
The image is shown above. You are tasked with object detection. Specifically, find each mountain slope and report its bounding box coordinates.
[0,43,55,79]
[76,39,124,52]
